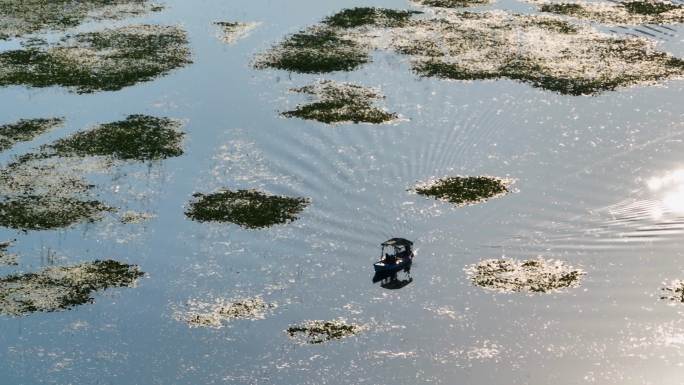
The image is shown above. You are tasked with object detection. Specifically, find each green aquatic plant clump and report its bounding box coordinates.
[323,7,420,28]
[0,118,63,152]
[466,258,584,293]
[538,0,684,24]
[185,189,310,229]
[283,80,398,124]
[254,27,369,73]
[49,115,184,161]
[0,260,144,316]
[415,176,510,206]
[0,24,192,93]
[0,195,112,231]
[412,0,491,8]
[0,0,162,40]
[287,319,361,344]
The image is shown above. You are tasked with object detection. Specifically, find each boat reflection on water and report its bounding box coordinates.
[372,266,413,290]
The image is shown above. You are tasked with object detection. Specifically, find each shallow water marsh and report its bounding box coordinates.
[2,0,684,383]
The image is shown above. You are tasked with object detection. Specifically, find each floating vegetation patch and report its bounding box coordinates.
[119,211,155,224]
[0,241,17,266]
[538,0,684,25]
[283,80,398,124]
[322,7,420,28]
[0,195,112,231]
[0,118,63,152]
[0,24,192,93]
[660,280,684,303]
[411,0,491,8]
[185,189,310,229]
[465,258,584,293]
[177,297,275,328]
[287,319,362,344]
[254,26,370,73]
[256,9,684,94]
[0,0,162,40]
[398,12,684,94]
[414,176,510,206]
[214,21,260,44]
[0,260,143,316]
[48,115,184,161]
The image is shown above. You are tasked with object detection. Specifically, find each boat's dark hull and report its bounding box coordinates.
[373,257,412,273]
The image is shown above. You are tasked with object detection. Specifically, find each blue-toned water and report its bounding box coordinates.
[1,0,684,384]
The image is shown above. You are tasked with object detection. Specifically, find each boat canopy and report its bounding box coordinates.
[381,238,413,247]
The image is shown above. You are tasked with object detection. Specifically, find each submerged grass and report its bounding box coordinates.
[185,189,309,229]
[287,319,361,344]
[0,195,112,231]
[660,280,684,303]
[0,0,161,40]
[466,258,584,293]
[415,176,510,206]
[48,115,184,161]
[0,241,17,266]
[283,80,398,124]
[214,21,260,44]
[0,24,192,93]
[178,297,275,329]
[0,118,63,152]
[0,260,143,316]
[538,0,684,24]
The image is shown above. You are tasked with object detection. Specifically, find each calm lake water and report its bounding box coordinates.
[1,0,684,384]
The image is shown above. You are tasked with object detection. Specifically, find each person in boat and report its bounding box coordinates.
[385,252,397,265]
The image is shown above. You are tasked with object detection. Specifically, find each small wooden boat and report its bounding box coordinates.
[373,238,414,273]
